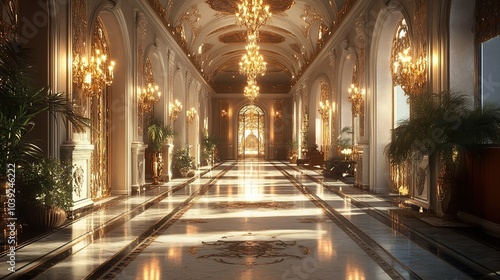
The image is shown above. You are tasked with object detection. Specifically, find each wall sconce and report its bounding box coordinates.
[186,107,198,125]
[169,99,183,122]
[138,83,161,113]
[348,84,365,116]
[274,110,282,120]
[392,47,427,96]
[318,100,330,121]
[74,48,115,97]
[221,109,229,119]
[220,100,229,119]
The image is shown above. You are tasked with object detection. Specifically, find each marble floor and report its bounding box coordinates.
[1,160,500,279]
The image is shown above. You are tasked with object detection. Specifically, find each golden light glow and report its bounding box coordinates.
[169,99,183,122]
[243,78,260,102]
[138,83,161,113]
[391,19,427,96]
[239,36,267,79]
[74,48,115,97]
[236,0,271,102]
[236,0,271,32]
[347,84,365,116]
[186,107,198,125]
[318,100,330,121]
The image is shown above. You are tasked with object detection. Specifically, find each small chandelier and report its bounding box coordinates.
[348,84,365,116]
[169,99,183,122]
[236,0,271,32]
[138,83,161,113]
[392,47,427,96]
[318,100,330,121]
[239,37,267,79]
[186,107,198,125]
[74,49,115,97]
[244,78,260,102]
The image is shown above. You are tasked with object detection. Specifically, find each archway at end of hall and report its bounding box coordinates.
[237,104,265,158]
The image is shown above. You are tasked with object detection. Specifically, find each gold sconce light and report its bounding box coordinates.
[348,84,365,116]
[318,100,331,121]
[138,58,161,113]
[392,47,427,96]
[169,99,183,122]
[138,83,161,113]
[220,100,229,119]
[186,107,198,125]
[74,48,115,97]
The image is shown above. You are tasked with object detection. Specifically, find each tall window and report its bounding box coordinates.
[480,36,500,107]
[238,105,265,157]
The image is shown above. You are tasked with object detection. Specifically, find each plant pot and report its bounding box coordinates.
[23,205,67,231]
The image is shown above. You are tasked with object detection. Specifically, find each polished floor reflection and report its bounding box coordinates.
[1,160,500,279]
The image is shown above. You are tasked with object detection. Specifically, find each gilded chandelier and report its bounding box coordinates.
[236,0,271,32]
[239,36,267,78]
[236,0,271,102]
[244,78,260,103]
[73,49,115,97]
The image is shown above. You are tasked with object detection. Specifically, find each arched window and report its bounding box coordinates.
[238,105,265,157]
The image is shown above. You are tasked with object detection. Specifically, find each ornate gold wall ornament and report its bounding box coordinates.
[390,17,427,97]
[176,5,202,38]
[218,30,285,44]
[475,0,500,44]
[89,17,112,199]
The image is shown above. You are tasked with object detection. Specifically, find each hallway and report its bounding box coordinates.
[2,160,500,279]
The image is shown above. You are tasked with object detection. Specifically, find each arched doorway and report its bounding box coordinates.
[238,105,265,158]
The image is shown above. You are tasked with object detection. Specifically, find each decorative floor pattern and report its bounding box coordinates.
[1,160,499,280]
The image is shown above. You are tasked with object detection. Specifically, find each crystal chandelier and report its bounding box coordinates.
[244,78,260,102]
[74,48,115,97]
[236,0,271,32]
[169,99,183,122]
[239,35,267,79]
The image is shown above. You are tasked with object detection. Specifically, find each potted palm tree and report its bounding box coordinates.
[385,91,500,218]
[147,120,175,184]
[0,40,89,230]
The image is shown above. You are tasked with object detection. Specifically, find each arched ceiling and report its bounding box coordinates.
[163,0,346,94]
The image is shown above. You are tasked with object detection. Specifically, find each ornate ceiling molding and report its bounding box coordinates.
[218,30,286,44]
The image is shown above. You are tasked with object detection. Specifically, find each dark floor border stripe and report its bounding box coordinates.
[271,162,418,280]
[283,161,497,279]
[4,164,224,280]
[90,161,237,279]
